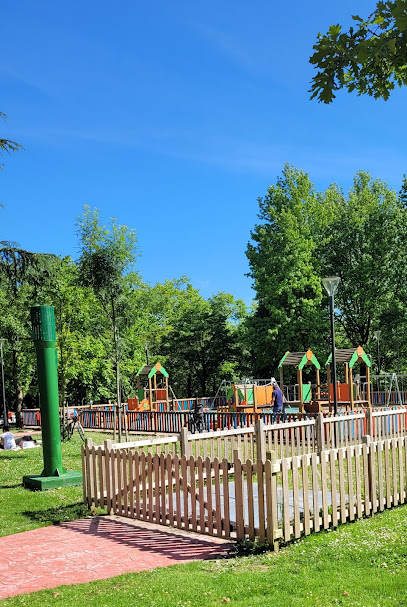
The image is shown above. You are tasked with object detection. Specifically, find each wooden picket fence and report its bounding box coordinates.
[96,408,407,467]
[82,432,407,549]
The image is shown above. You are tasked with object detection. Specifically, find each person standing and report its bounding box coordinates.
[271,379,284,415]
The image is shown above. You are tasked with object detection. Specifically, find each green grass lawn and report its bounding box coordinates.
[2,431,407,606]
[0,430,115,536]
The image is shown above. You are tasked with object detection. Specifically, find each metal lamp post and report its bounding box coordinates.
[0,339,6,427]
[322,277,341,417]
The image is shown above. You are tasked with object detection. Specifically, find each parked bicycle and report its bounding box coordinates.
[60,409,86,442]
[187,403,205,434]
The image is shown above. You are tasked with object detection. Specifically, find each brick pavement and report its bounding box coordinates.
[0,516,232,600]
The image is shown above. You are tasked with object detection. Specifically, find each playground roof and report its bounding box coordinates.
[326,346,371,368]
[278,350,321,371]
[136,362,169,379]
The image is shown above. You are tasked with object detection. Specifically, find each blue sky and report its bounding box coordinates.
[1,0,406,305]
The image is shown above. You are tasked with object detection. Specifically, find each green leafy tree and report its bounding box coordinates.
[77,206,139,433]
[310,1,407,103]
[319,172,407,349]
[246,165,328,377]
[0,243,56,425]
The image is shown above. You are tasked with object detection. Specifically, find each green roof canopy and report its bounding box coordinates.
[326,346,371,368]
[278,350,321,371]
[136,362,169,379]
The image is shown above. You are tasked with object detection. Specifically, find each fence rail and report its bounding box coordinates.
[83,433,407,548]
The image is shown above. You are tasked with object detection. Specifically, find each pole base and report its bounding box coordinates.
[23,470,82,491]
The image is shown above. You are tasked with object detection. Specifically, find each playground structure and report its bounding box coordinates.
[129,362,171,412]
[214,378,276,413]
[278,350,322,413]
[326,346,372,410]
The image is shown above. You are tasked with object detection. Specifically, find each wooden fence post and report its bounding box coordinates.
[316,412,324,455]
[180,427,190,458]
[366,408,374,440]
[233,450,245,540]
[255,419,266,463]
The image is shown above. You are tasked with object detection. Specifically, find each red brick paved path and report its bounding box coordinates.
[0,516,232,600]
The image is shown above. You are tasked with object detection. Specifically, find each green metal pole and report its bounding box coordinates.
[31,306,65,476]
[24,305,81,490]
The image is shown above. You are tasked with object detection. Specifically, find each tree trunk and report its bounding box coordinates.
[12,349,24,428]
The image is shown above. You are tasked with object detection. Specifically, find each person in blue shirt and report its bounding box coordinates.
[271,379,284,414]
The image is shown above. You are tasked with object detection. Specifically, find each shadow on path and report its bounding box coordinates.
[64,517,232,561]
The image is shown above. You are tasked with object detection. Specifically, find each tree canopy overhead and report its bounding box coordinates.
[0,112,23,169]
[309,0,407,103]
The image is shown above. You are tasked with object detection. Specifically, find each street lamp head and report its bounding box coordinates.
[322,276,341,297]
[374,330,381,340]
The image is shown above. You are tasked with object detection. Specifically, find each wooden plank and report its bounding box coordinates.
[210,437,215,461]
[399,437,405,504]
[141,452,147,520]
[81,446,87,505]
[147,453,153,521]
[362,443,370,516]
[282,457,291,541]
[214,458,222,537]
[346,446,354,522]
[222,458,230,538]
[128,451,135,519]
[122,450,129,517]
[257,459,266,544]
[182,456,189,530]
[270,458,280,551]
[320,451,329,529]
[329,450,338,527]
[205,457,213,535]
[377,442,384,511]
[369,442,377,514]
[338,449,346,524]
[384,440,391,508]
[116,450,122,515]
[153,453,160,523]
[265,459,274,545]
[354,445,362,519]
[246,459,255,541]
[391,439,398,507]
[197,457,205,533]
[160,454,166,524]
[167,454,174,526]
[174,455,182,529]
[105,446,112,515]
[311,452,320,532]
[292,455,301,538]
[134,451,140,519]
[97,447,104,508]
[302,454,310,535]
[86,446,93,507]
[234,454,244,540]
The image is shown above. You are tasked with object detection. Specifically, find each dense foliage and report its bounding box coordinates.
[246,165,407,379]
[309,0,407,103]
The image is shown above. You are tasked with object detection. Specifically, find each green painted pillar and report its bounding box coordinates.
[23,305,82,490]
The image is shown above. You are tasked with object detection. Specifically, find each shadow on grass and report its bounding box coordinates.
[22,503,93,526]
[0,483,23,489]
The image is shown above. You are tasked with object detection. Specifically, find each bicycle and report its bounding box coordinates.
[187,410,205,434]
[60,410,86,442]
